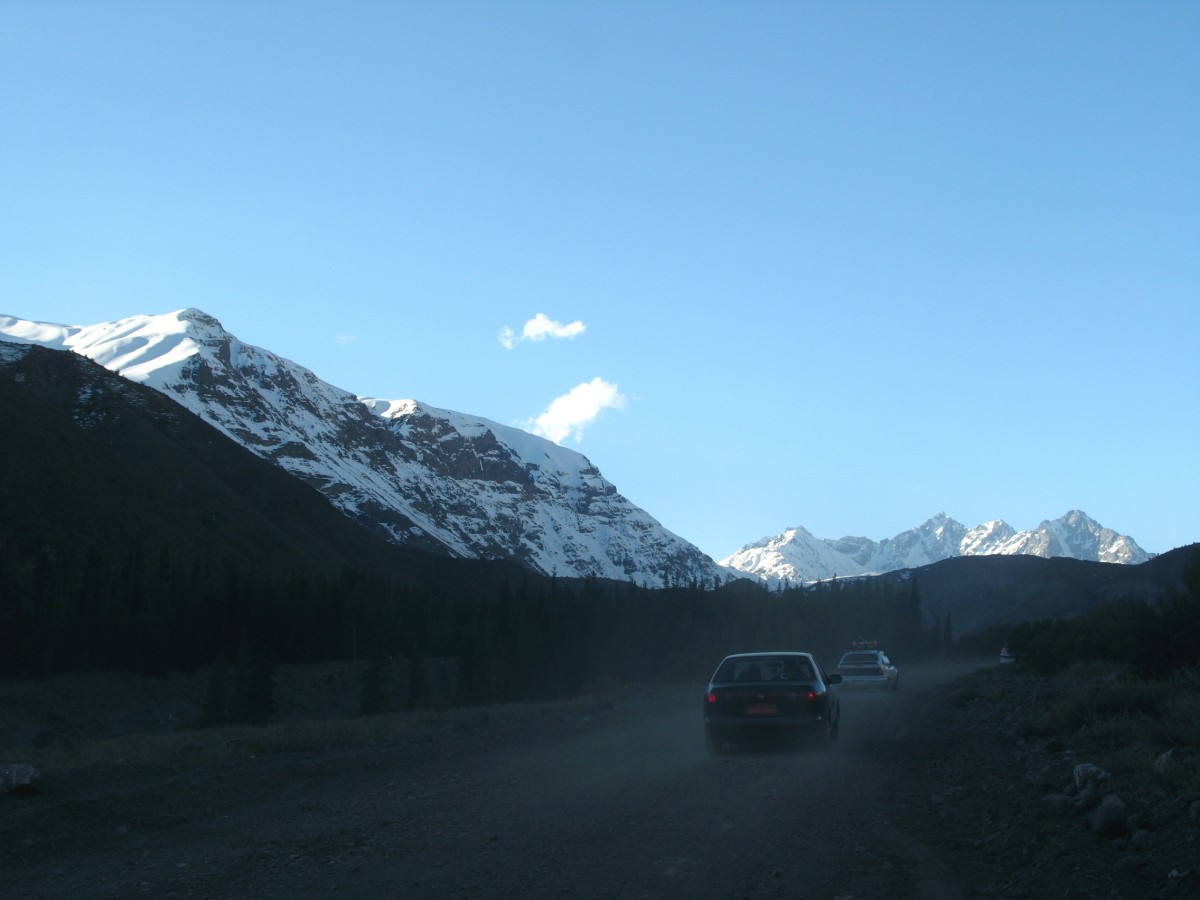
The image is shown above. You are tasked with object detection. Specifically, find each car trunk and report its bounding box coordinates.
[840,664,886,677]
[706,682,825,721]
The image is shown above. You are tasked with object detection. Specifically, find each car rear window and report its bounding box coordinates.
[714,656,814,683]
[840,652,879,665]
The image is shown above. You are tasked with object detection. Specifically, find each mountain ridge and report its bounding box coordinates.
[0,309,729,588]
[720,510,1151,586]
[1,309,1158,589]
[877,543,1196,638]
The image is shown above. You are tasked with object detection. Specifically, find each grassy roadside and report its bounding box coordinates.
[952,661,1200,791]
[0,662,634,779]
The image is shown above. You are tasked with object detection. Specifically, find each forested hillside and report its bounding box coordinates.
[3,341,1196,711]
[0,342,934,693]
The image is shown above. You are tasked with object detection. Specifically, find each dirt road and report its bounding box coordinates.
[4,659,1010,900]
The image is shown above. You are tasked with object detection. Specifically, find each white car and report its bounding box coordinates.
[835,646,899,691]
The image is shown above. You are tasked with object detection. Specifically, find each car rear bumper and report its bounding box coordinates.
[836,677,894,689]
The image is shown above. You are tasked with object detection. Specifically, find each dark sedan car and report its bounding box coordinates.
[703,651,841,753]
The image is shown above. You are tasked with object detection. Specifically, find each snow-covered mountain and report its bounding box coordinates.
[0,309,728,588]
[721,511,1150,586]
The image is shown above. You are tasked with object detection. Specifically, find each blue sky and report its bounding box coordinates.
[3,1,1197,559]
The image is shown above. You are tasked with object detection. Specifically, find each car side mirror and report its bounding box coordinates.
[827,673,843,685]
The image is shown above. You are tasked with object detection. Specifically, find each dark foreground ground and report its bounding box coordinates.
[2,659,1198,899]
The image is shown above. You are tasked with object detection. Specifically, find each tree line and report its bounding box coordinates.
[0,539,941,708]
[953,550,1200,678]
[1005,554,1200,677]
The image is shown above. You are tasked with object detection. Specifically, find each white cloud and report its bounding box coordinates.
[526,377,627,443]
[499,312,585,349]
[336,333,356,344]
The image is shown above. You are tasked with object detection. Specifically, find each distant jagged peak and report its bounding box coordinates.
[731,525,816,554]
[721,509,1151,585]
[770,525,818,546]
[176,306,221,326]
[968,517,1013,535]
[961,519,1017,555]
[919,512,965,540]
[1055,509,1101,530]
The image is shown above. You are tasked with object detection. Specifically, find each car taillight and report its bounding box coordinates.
[707,692,718,703]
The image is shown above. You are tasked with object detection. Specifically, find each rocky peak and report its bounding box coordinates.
[719,511,1150,586]
[1,310,727,588]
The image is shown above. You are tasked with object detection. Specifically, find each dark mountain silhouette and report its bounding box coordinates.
[878,545,1197,638]
[0,342,527,590]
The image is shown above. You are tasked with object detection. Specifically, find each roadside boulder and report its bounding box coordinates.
[1091,794,1129,839]
[1155,748,1198,777]
[1074,763,1111,790]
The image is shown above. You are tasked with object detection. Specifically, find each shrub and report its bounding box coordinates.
[1021,663,1200,754]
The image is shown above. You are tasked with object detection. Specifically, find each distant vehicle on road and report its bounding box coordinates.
[836,641,900,691]
[703,651,841,753]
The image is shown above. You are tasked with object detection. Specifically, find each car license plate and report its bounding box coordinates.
[745,702,778,716]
